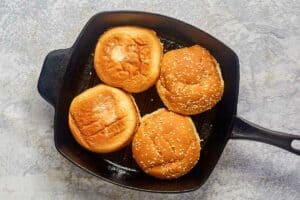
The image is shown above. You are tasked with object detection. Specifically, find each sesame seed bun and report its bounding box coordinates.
[132,108,201,179]
[156,45,224,115]
[94,26,163,93]
[68,84,140,153]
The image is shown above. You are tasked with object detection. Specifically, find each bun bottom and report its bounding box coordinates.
[68,84,140,153]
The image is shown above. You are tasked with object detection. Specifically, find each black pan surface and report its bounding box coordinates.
[38,11,299,193]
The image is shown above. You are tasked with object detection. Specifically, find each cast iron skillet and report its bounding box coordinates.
[37,11,300,193]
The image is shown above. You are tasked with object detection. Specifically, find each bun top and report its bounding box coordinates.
[157,45,224,115]
[132,108,201,179]
[94,26,163,93]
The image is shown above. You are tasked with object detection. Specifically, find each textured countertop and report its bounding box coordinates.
[0,0,299,199]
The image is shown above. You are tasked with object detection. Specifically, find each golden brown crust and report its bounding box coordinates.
[132,108,201,179]
[94,26,163,93]
[68,84,140,153]
[156,45,224,115]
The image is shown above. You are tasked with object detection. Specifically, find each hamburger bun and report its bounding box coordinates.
[94,26,163,93]
[132,108,201,179]
[157,45,224,115]
[68,84,140,153]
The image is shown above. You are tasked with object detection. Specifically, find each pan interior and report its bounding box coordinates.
[54,12,238,192]
[79,36,216,171]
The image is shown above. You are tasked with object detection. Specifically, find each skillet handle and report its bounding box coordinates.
[231,116,300,155]
[38,48,71,106]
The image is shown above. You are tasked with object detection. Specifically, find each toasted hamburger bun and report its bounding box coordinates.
[132,108,201,179]
[68,84,140,153]
[157,45,224,115]
[94,26,163,93]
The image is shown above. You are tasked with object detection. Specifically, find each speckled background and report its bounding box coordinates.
[0,0,299,199]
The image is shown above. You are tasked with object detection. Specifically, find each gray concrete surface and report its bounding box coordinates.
[0,0,299,199]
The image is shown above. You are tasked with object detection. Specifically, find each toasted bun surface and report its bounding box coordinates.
[68,84,140,153]
[157,45,224,115]
[94,26,163,93]
[132,108,201,179]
